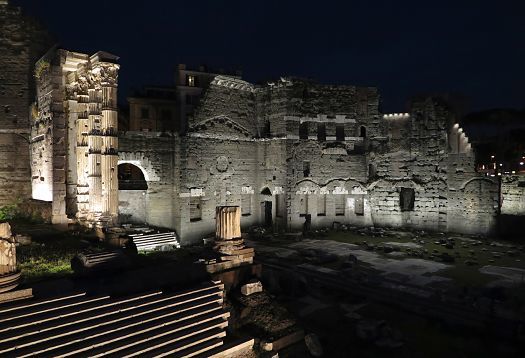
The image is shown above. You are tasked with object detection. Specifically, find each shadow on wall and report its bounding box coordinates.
[498,214,525,238]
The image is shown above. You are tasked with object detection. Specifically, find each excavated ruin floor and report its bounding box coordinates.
[247,227,525,290]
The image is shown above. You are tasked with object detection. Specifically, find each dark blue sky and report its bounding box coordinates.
[15,0,525,112]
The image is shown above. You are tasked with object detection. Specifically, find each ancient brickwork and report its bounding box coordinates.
[501,175,525,216]
[367,99,498,235]
[118,132,178,228]
[117,76,501,243]
[0,1,50,204]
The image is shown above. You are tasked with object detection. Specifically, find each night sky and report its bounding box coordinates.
[14,0,525,112]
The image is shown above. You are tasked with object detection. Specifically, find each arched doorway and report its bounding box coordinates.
[118,163,148,190]
[118,163,148,224]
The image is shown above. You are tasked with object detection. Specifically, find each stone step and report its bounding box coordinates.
[0,292,196,346]
[0,292,86,316]
[171,338,225,358]
[199,337,255,358]
[131,233,177,240]
[0,289,223,349]
[129,232,176,238]
[134,238,179,245]
[13,305,228,357]
[0,294,112,329]
[119,328,226,358]
[0,281,226,357]
[79,316,228,358]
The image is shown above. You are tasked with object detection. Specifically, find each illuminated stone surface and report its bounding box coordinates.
[31,49,119,227]
[120,77,500,244]
[0,1,50,205]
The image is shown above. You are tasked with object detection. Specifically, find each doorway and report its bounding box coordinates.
[263,201,273,227]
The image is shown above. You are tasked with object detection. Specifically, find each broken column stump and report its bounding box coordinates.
[207,206,255,274]
[0,222,21,293]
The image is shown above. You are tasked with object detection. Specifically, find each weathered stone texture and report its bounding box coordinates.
[31,49,119,226]
[0,2,50,204]
[501,175,525,216]
[118,77,500,242]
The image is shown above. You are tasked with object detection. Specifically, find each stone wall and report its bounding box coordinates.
[501,175,525,216]
[118,132,178,230]
[0,2,50,205]
[118,77,502,242]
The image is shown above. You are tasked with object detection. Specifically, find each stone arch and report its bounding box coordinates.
[294,179,321,194]
[343,179,367,194]
[118,152,160,182]
[260,187,272,196]
[118,163,148,190]
[459,177,497,191]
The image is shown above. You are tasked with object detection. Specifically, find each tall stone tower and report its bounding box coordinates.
[31,49,119,227]
[0,0,51,205]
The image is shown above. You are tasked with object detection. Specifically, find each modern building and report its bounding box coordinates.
[127,86,177,132]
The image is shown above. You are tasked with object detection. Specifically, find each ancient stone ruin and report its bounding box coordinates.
[118,77,503,244]
[0,1,50,205]
[1,0,523,244]
[207,206,255,273]
[30,49,120,228]
[0,222,20,293]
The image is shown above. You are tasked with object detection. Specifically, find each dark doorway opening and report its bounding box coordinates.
[118,163,148,190]
[264,201,273,227]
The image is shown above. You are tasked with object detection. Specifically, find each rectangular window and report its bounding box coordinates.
[141,107,149,119]
[299,195,308,217]
[335,194,345,216]
[299,122,309,139]
[317,123,326,141]
[336,124,345,141]
[303,161,310,178]
[241,194,252,216]
[317,194,326,216]
[354,195,364,216]
[187,75,196,87]
[190,197,202,221]
[400,188,415,211]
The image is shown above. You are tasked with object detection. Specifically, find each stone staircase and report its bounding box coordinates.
[129,231,180,251]
[0,281,249,357]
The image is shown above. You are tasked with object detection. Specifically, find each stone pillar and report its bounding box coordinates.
[215,206,241,240]
[0,222,20,293]
[214,206,244,255]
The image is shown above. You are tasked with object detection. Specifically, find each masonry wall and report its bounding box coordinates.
[501,175,525,216]
[0,2,50,204]
[118,132,178,230]
[117,78,502,242]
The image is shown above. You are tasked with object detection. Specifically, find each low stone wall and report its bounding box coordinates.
[16,199,52,223]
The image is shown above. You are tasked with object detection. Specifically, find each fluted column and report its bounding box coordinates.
[215,206,241,240]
